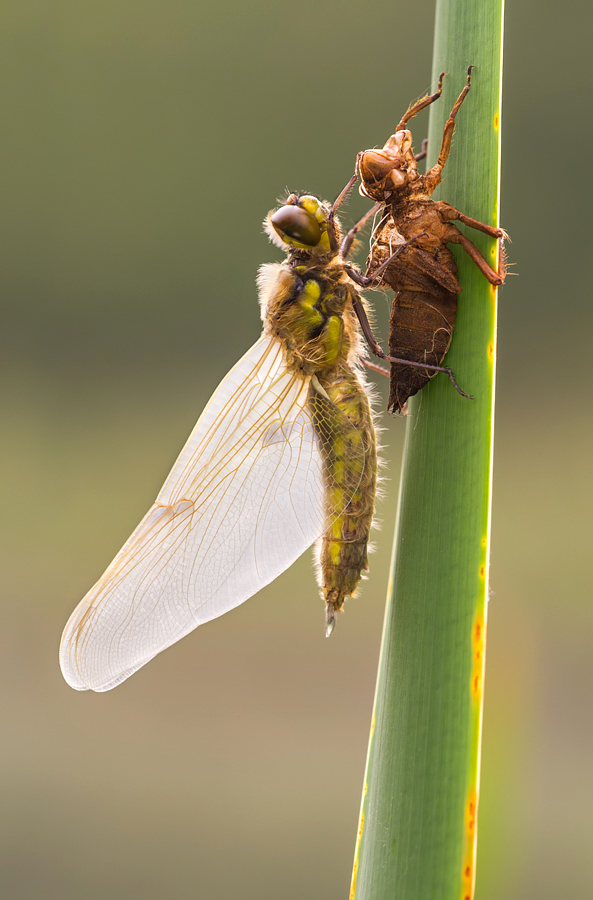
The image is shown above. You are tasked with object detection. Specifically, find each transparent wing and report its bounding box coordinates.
[60,335,365,692]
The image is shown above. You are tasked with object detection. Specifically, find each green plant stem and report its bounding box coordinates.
[350,2,504,899]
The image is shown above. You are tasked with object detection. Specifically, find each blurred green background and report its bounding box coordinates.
[1,1,591,897]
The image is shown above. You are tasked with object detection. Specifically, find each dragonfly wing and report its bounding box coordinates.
[60,335,363,692]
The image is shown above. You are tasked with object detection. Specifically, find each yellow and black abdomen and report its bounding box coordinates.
[312,366,377,634]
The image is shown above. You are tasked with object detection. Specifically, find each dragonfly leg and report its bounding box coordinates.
[327,153,366,252]
[437,201,506,240]
[414,138,429,162]
[345,232,427,287]
[362,359,389,378]
[350,295,471,399]
[339,202,383,260]
[446,226,504,285]
[396,73,445,131]
[425,66,473,193]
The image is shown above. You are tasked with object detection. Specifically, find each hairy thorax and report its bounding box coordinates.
[259,260,361,377]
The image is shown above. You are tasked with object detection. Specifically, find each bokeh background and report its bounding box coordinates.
[1,1,591,898]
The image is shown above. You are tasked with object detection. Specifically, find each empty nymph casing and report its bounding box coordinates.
[359,70,506,412]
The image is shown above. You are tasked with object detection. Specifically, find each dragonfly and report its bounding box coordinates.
[55,185,373,689]
[59,176,470,692]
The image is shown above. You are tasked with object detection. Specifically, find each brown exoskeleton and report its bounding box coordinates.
[353,67,506,412]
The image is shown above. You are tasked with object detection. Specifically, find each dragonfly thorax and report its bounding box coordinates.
[260,262,358,378]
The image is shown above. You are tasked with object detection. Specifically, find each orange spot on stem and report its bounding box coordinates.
[349,859,358,900]
[494,112,499,130]
[461,788,478,899]
[467,801,476,834]
[350,812,364,898]
[471,613,486,700]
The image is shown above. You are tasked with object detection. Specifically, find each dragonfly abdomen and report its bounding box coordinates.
[387,287,457,413]
[313,366,377,634]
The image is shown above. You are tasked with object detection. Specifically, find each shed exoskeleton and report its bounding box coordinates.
[358,67,507,412]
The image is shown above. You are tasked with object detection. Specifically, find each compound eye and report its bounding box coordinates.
[271,205,322,247]
[359,150,396,183]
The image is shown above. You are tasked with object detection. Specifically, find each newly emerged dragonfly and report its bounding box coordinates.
[60,172,471,692]
[61,188,423,692]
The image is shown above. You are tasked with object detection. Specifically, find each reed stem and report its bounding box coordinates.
[350,2,505,897]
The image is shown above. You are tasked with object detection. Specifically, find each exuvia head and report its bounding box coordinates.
[359,129,420,200]
[265,193,335,255]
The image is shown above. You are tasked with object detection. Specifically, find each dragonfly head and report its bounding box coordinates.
[359,129,420,200]
[266,194,335,256]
